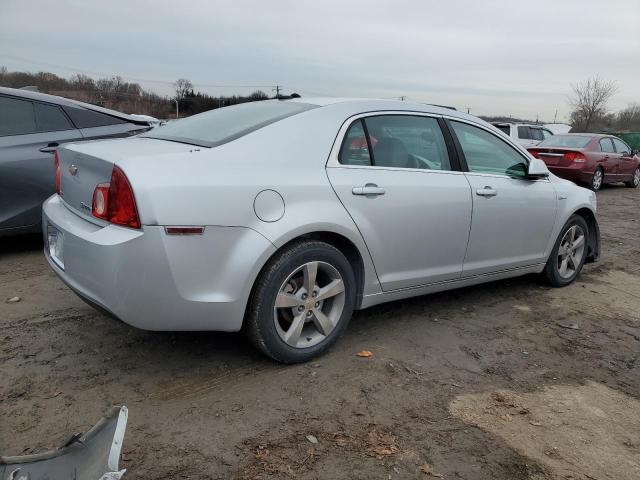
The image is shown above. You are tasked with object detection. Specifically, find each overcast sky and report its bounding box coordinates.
[1,0,638,121]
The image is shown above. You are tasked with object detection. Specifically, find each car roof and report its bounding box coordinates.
[490,122,547,128]
[0,86,145,123]
[287,97,486,125]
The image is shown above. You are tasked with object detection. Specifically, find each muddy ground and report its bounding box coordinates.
[1,185,639,480]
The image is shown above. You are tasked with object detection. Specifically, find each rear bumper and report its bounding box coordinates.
[547,165,591,184]
[42,195,276,331]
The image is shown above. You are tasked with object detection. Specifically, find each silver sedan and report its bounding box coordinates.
[43,98,600,363]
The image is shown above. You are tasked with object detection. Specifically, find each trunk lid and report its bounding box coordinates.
[58,137,194,218]
[528,147,585,167]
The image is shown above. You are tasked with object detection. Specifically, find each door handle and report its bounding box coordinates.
[39,143,59,154]
[352,183,386,196]
[476,186,497,197]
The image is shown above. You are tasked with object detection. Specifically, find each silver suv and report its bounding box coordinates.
[491,122,553,148]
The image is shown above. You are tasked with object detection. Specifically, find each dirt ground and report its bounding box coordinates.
[1,185,639,480]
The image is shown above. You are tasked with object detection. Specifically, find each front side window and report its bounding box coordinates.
[34,103,73,132]
[451,121,527,178]
[529,128,544,141]
[612,138,630,154]
[0,96,37,136]
[517,126,533,140]
[541,129,553,140]
[599,138,615,153]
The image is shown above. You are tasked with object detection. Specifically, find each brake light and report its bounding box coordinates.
[54,150,62,194]
[564,151,586,163]
[528,149,540,158]
[91,166,141,229]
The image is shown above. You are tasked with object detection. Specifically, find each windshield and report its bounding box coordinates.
[142,101,317,147]
[538,135,591,148]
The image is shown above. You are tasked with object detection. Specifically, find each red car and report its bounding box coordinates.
[528,133,640,191]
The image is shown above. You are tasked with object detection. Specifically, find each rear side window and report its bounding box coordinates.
[612,138,630,154]
[599,138,615,153]
[529,128,544,141]
[0,96,37,136]
[494,125,511,136]
[339,120,371,166]
[34,103,73,132]
[517,126,532,140]
[64,106,128,128]
[142,101,317,147]
[451,121,527,178]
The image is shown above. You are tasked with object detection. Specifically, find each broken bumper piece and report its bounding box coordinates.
[1,406,128,480]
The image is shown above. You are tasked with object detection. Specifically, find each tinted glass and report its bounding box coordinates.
[518,126,532,139]
[339,120,371,166]
[451,121,527,178]
[494,125,511,135]
[0,96,36,136]
[34,103,73,132]
[364,115,450,170]
[612,138,630,154]
[538,135,591,148]
[529,128,544,141]
[541,129,553,139]
[143,101,317,147]
[65,106,128,128]
[599,138,615,153]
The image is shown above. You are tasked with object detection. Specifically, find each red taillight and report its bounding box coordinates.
[54,150,62,194]
[91,166,141,229]
[564,151,586,163]
[528,149,540,159]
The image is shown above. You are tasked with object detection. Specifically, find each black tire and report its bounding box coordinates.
[589,167,604,191]
[245,240,356,363]
[543,215,589,287]
[624,167,640,188]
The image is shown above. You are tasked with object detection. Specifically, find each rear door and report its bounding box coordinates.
[598,137,619,180]
[447,120,557,276]
[0,95,83,232]
[327,113,472,291]
[612,138,636,178]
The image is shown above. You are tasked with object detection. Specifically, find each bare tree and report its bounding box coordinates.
[569,77,618,132]
[174,78,194,100]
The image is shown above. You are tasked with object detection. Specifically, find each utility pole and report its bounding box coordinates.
[466,107,471,114]
[553,109,558,123]
[399,95,406,101]
[273,85,282,98]
[173,99,179,119]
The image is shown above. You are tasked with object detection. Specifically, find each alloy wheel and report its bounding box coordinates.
[592,169,603,190]
[634,168,640,187]
[273,261,346,348]
[557,225,586,279]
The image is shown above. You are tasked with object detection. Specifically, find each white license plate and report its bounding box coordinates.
[47,225,65,269]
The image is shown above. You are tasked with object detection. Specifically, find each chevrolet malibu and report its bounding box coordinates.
[43,99,600,363]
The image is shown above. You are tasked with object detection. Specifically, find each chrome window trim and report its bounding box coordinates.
[326,110,456,172]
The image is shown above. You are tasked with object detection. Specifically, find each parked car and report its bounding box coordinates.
[43,98,600,363]
[528,133,640,191]
[491,122,554,147]
[0,87,153,236]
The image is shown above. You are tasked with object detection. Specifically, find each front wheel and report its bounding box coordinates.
[543,215,589,287]
[245,240,356,363]
[625,167,640,188]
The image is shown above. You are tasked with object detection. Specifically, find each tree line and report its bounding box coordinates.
[0,67,271,119]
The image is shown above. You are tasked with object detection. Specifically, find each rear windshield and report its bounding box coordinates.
[538,135,591,148]
[142,101,317,147]
[494,125,510,135]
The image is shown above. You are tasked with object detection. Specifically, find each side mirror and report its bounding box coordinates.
[527,157,549,179]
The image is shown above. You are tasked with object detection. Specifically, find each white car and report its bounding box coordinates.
[492,122,554,148]
[43,98,600,363]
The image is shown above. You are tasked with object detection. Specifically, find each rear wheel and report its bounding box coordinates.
[245,240,356,363]
[590,167,604,191]
[543,215,589,287]
[625,167,640,188]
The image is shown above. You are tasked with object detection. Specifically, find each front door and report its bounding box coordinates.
[447,120,557,276]
[327,114,472,291]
